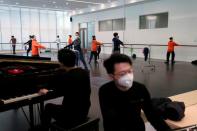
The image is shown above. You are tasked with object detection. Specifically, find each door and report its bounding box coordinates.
[87,22,95,49]
[79,28,88,49]
[79,22,95,54]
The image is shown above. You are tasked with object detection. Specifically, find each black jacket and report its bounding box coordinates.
[66,38,81,51]
[112,37,124,51]
[151,98,185,121]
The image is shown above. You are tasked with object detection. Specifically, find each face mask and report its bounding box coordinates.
[117,73,134,91]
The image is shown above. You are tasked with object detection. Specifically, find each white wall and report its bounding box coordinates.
[72,0,197,62]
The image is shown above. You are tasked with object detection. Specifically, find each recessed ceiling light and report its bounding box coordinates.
[66,2,69,5]
[130,0,137,3]
[55,6,58,8]
[91,8,95,11]
[100,4,105,9]
[110,3,116,7]
[53,1,56,4]
[72,10,76,15]
[15,2,19,5]
[66,0,101,5]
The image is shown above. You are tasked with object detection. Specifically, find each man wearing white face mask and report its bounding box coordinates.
[117,73,134,91]
[99,53,172,131]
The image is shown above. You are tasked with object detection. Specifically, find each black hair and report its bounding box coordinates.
[113,32,118,37]
[58,48,76,67]
[103,53,132,74]
[32,35,35,38]
[92,35,96,40]
[75,32,79,35]
[57,35,59,38]
[69,35,72,37]
[169,37,173,40]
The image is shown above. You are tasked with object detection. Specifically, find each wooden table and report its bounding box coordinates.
[169,90,197,107]
[166,90,197,129]
[166,104,197,129]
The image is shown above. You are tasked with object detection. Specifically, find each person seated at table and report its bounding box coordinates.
[99,53,172,131]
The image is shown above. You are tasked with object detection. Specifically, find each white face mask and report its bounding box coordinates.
[117,73,134,91]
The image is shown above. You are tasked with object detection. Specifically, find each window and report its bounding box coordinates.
[0,5,70,46]
[99,20,112,31]
[112,18,125,30]
[139,12,168,29]
[99,18,125,31]
[40,10,49,42]
[21,8,30,42]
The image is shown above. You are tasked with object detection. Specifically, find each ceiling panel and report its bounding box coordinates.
[0,0,118,11]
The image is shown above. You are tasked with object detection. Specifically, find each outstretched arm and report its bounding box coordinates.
[174,42,179,46]
[24,40,31,45]
[34,42,46,49]
[118,39,124,46]
[96,41,102,45]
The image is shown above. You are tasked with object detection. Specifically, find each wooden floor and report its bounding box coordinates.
[0,52,197,131]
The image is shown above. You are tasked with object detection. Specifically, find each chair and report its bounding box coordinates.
[50,117,100,131]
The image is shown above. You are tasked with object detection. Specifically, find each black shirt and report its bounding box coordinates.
[112,37,124,51]
[49,67,91,119]
[24,40,32,49]
[143,47,149,54]
[99,81,171,131]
